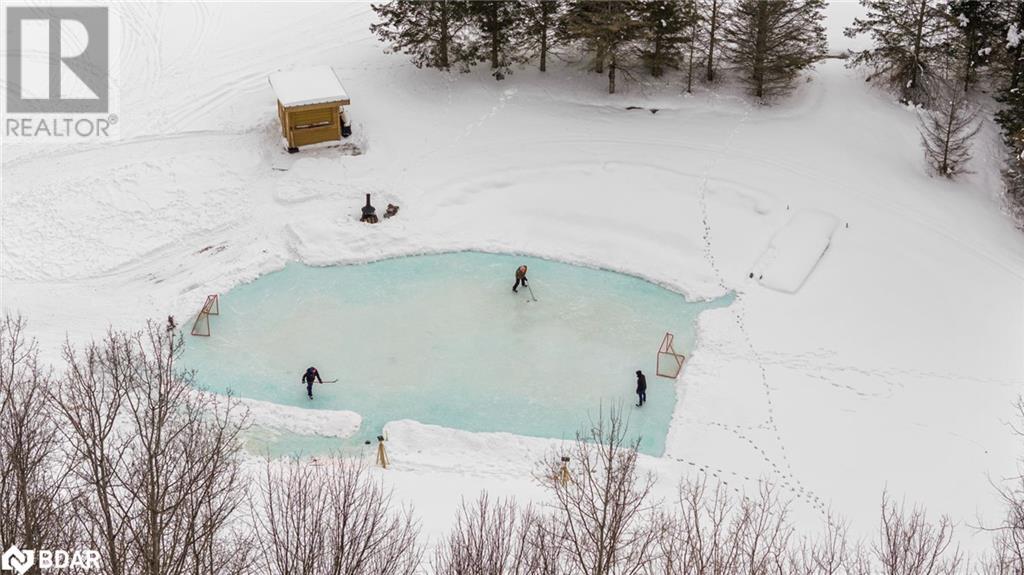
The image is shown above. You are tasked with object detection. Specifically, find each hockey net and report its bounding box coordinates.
[656,332,686,378]
[190,294,220,336]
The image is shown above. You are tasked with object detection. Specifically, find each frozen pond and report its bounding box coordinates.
[182,252,732,455]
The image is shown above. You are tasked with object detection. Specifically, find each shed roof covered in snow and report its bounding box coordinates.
[269,66,350,108]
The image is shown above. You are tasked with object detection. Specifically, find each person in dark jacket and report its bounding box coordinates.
[635,370,647,407]
[513,265,529,293]
[303,366,323,399]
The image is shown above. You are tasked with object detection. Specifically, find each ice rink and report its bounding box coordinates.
[182,252,731,455]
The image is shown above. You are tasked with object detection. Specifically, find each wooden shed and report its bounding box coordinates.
[269,66,351,153]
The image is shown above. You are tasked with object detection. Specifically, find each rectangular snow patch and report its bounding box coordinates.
[269,66,350,108]
[751,210,839,293]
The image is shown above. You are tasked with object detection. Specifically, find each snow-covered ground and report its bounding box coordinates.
[3,1,1024,552]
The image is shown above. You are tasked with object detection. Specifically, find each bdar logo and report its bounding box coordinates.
[1,545,34,575]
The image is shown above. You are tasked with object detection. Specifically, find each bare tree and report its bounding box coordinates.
[655,476,865,575]
[539,406,658,575]
[0,314,78,557]
[847,542,879,575]
[56,330,134,575]
[674,477,745,575]
[433,493,537,575]
[522,508,568,575]
[55,319,249,575]
[977,397,1024,574]
[252,457,421,575]
[982,475,1024,574]
[919,82,981,177]
[251,458,328,575]
[874,490,962,575]
[322,458,420,575]
[736,482,795,574]
[787,516,852,575]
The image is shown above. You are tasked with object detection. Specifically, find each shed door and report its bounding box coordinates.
[290,108,334,129]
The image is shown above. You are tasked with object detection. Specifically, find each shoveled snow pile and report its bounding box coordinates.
[751,210,840,293]
[234,395,362,439]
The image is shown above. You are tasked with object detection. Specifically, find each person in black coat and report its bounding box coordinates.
[303,366,323,399]
[635,370,647,407]
[513,265,529,293]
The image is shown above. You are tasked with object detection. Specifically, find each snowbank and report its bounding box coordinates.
[235,396,362,439]
[751,210,840,293]
[383,419,568,475]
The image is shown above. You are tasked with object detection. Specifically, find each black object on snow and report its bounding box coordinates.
[361,193,378,224]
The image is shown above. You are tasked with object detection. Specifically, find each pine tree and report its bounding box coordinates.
[722,0,827,100]
[1005,154,1024,224]
[468,2,527,80]
[997,79,1024,223]
[522,0,564,72]
[919,82,981,177]
[1003,139,1024,225]
[699,0,727,82]
[992,4,1022,145]
[845,0,954,105]
[560,1,609,74]
[993,1,1024,91]
[636,1,697,78]
[561,1,642,93]
[994,4,1024,225]
[370,1,475,72]
[684,0,704,92]
[948,0,1004,92]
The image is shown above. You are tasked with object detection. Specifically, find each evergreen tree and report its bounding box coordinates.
[949,0,1004,92]
[1003,136,1024,224]
[522,0,564,72]
[636,0,697,78]
[468,2,527,80]
[994,4,1024,225]
[993,1,1024,91]
[561,1,642,93]
[683,0,704,92]
[722,0,827,99]
[370,1,474,72]
[997,77,1024,223]
[560,1,609,74]
[918,82,981,177]
[698,0,727,82]
[844,0,954,105]
[996,8,1024,140]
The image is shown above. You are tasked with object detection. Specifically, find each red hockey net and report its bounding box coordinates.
[656,332,686,378]
[190,294,220,336]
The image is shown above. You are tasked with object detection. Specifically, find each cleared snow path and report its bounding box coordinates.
[752,210,840,293]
